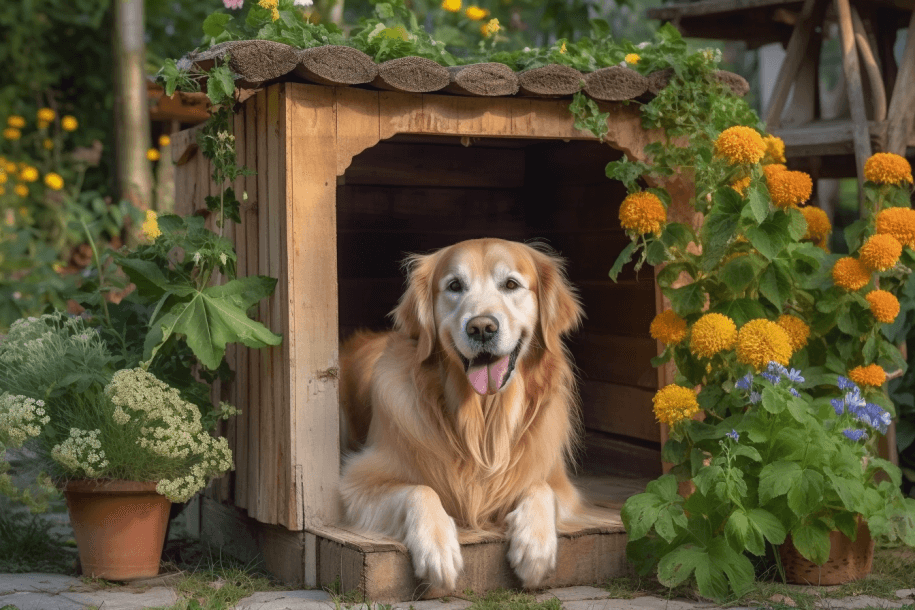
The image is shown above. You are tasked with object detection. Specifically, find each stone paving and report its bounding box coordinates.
[1,576,913,610]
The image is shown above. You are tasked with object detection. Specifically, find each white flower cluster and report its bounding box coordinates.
[0,393,50,446]
[51,428,109,477]
[112,405,131,425]
[157,436,233,503]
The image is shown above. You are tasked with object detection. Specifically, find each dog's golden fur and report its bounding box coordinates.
[338,238,591,590]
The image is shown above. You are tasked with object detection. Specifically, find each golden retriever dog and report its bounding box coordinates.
[338,238,590,591]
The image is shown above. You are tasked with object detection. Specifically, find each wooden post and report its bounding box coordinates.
[886,10,915,155]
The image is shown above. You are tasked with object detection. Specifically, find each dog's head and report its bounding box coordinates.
[392,238,582,395]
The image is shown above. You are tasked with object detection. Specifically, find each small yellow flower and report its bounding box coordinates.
[619,191,666,236]
[142,209,162,240]
[147,148,161,162]
[832,257,871,291]
[625,53,640,64]
[271,7,280,20]
[37,108,56,122]
[44,172,64,191]
[14,184,28,197]
[61,115,78,131]
[766,169,812,209]
[0,171,6,185]
[0,186,5,196]
[19,166,38,183]
[158,134,171,147]
[848,364,886,387]
[559,42,567,54]
[730,175,751,196]
[464,5,489,20]
[762,135,786,164]
[5,162,16,173]
[481,18,500,37]
[3,127,21,140]
[875,207,915,249]
[689,313,738,359]
[43,138,54,150]
[858,233,902,272]
[650,309,688,346]
[736,319,792,371]
[801,206,831,243]
[652,385,700,427]
[714,126,766,165]
[864,152,913,185]
[257,0,278,7]
[776,314,810,352]
[442,0,461,11]
[6,116,25,129]
[866,290,900,324]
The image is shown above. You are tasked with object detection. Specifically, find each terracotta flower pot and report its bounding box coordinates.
[778,518,874,585]
[64,479,171,581]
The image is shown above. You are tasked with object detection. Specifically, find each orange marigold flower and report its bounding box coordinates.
[689,313,738,359]
[848,364,886,387]
[652,385,700,427]
[763,164,787,179]
[625,53,640,64]
[766,169,812,209]
[762,135,786,164]
[801,206,832,242]
[651,309,688,346]
[864,152,913,185]
[146,148,161,162]
[730,175,751,196]
[859,233,902,272]
[776,314,810,352]
[714,126,766,165]
[866,290,900,324]
[832,257,871,291]
[464,5,489,20]
[736,319,792,371]
[875,207,915,249]
[37,108,55,122]
[619,191,666,236]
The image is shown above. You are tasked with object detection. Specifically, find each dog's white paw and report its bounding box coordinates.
[403,486,464,591]
[506,483,558,588]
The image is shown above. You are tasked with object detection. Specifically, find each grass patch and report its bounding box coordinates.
[0,506,77,574]
[465,588,561,610]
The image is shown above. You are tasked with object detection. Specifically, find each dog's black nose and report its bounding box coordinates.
[466,316,499,343]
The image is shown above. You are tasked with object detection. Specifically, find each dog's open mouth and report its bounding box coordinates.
[458,341,522,396]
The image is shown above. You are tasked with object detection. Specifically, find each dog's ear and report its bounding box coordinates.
[392,252,437,362]
[531,247,583,355]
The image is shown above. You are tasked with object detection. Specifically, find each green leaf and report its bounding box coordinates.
[725,509,749,550]
[790,521,831,565]
[666,282,706,316]
[747,508,787,546]
[746,180,770,224]
[746,213,791,260]
[115,257,172,298]
[621,493,662,540]
[653,504,688,543]
[203,12,232,38]
[761,386,786,414]
[759,263,792,312]
[646,240,670,265]
[720,256,757,294]
[646,474,681,503]
[657,544,707,588]
[693,549,730,601]
[711,298,768,327]
[608,241,637,282]
[660,223,695,251]
[708,537,755,598]
[759,461,802,504]
[787,208,808,241]
[787,469,824,516]
[844,219,869,252]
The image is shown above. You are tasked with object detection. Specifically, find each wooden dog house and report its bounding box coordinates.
[169,44,718,599]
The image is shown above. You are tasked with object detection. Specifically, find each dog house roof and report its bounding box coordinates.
[180,40,749,102]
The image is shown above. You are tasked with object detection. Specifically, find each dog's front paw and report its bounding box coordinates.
[403,486,463,591]
[506,483,558,588]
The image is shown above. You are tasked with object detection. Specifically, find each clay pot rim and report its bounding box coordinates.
[64,479,160,495]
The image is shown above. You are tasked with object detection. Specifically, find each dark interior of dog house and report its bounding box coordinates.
[336,134,662,504]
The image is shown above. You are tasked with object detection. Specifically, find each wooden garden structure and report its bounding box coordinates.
[169,42,745,599]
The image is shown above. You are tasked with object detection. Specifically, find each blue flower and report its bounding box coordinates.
[858,403,892,434]
[842,429,868,442]
[831,397,845,415]
[767,361,788,376]
[786,368,805,384]
[749,390,762,404]
[762,372,781,385]
[789,388,800,397]
[735,374,753,391]
[844,388,866,412]
[726,429,740,442]
[837,376,858,391]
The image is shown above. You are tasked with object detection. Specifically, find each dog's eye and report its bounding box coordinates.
[447,279,463,292]
[505,279,519,290]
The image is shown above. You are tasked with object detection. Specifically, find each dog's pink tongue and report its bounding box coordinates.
[467,355,511,395]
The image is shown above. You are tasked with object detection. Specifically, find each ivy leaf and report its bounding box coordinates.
[758,461,802,504]
[790,521,831,565]
[608,241,637,282]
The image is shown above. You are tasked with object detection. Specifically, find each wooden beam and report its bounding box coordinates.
[886,9,915,154]
[851,5,887,122]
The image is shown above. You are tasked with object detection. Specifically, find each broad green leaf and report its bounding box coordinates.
[660,223,695,251]
[761,386,786,414]
[711,298,768,327]
[790,521,831,565]
[657,544,707,588]
[694,555,730,601]
[746,213,791,260]
[746,180,769,224]
[115,257,172,298]
[646,474,681,503]
[787,208,807,241]
[725,509,749,550]
[621,493,662,540]
[646,240,670,265]
[720,256,757,294]
[759,263,792,312]
[747,508,787,545]
[203,12,232,38]
[758,461,802,504]
[654,504,688,543]
[844,218,869,252]
[787,469,824,517]
[731,444,762,462]
[666,282,706,316]
[708,537,755,598]
[608,241,637,282]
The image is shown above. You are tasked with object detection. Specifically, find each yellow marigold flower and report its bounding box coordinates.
[5,162,16,173]
[481,18,500,37]
[864,152,913,185]
[158,134,171,147]
[714,126,766,165]
[730,175,751,196]
[766,169,812,209]
[14,184,28,197]
[619,191,666,236]
[762,135,786,164]
[652,385,700,427]
[257,0,278,7]
[848,364,886,387]
[650,309,688,346]
[44,172,64,191]
[832,257,871,291]
[560,42,567,54]
[19,167,38,183]
[146,148,161,162]
[858,233,902,272]
[866,289,900,324]
[142,210,162,240]
[625,53,640,64]
[689,313,738,359]
[776,314,810,352]
[762,164,786,179]
[442,0,461,11]
[61,115,78,132]
[736,319,792,371]
[0,171,6,184]
[6,116,25,129]
[464,5,489,20]
[801,206,831,242]
[3,127,21,140]
[43,138,54,150]
[37,108,55,122]
[0,186,4,196]
[875,207,915,249]
[271,7,280,20]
